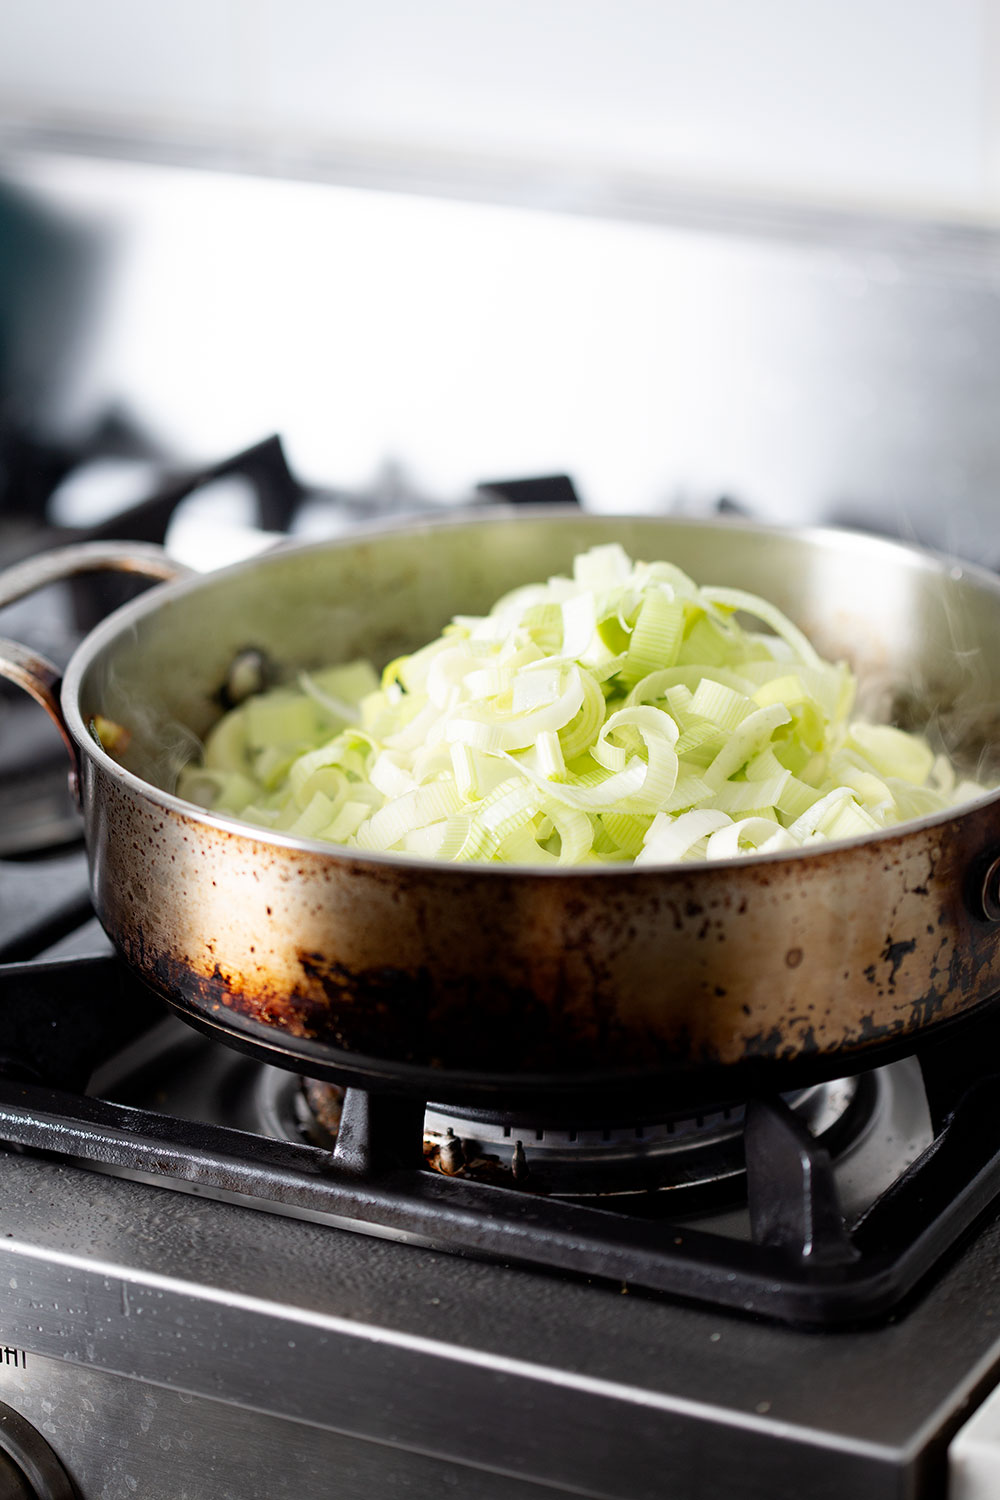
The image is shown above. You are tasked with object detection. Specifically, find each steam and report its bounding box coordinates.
[91,649,237,797]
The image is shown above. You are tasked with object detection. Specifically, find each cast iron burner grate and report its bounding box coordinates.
[2,942,1000,1329]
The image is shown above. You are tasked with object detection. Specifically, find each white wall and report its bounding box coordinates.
[1,0,999,221]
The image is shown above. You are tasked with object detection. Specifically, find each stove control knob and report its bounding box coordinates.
[0,1402,75,1500]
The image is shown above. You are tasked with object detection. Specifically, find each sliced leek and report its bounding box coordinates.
[175,546,990,864]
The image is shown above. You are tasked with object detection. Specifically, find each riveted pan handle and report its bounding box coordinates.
[0,542,191,793]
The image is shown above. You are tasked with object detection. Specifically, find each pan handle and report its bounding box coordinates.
[0,540,188,611]
[0,542,191,793]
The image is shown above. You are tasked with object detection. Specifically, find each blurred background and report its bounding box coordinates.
[1,0,1000,564]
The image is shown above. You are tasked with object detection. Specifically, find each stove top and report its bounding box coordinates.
[2,852,1000,1499]
[3,445,1000,1498]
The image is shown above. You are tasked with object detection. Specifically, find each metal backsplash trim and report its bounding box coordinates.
[3,118,1000,284]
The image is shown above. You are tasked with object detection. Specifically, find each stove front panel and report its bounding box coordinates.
[1,1145,999,1500]
[0,1354,568,1500]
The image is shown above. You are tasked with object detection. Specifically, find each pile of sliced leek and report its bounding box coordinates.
[176,545,986,865]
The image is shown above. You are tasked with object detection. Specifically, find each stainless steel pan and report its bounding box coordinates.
[4,514,1000,1112]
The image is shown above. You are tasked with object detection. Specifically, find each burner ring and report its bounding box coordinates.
[422,1078,870,1196]
[251,1068,877,1203]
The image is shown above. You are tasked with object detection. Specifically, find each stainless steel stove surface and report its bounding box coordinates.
[1,853,1000,1500]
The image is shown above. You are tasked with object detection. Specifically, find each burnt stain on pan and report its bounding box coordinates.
[294,948,647,1072]
[140,936,681,1073]
[146,952,330,1041]
[881,936,918,990]
[738,1026,787,1060]
[297,951,435,1063]
[909,988,946,1030]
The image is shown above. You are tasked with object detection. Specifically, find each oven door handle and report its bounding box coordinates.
[0,542,191,794]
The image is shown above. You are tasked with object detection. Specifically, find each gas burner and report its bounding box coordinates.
[250,1069,877,1205]
[423,1080,875,1200]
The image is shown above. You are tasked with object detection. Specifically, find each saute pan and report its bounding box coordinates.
[3,512,1000,1115]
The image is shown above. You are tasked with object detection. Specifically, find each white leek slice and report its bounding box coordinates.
[512,668,563,713]
[534,730,567,781]
[244,692,320,751]
[202,710,249,773]
[600,810,653,857]
[787,787,856,840]
[447,667,584,752]
[288,790,337,838]
[298,662,379,721]
[636,809,732,865]
[700,587,823,667]
[689,678,753,732]
[847,723,935,785]
[560,593,597,659]
[703,704,792,789]
[356,781,464,853]
[544,801,595,865]
[705,816,785,860]
[558,670,607,761]
[368,750,417,799]
[712,772,790,815]
[326,799,381,842]
[573,543,632,589]
[620,591,684,683]
[506,751,649,812]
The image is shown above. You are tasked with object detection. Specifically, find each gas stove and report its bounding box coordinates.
[4,857,1000,1499]
[3,451,1000,1499]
